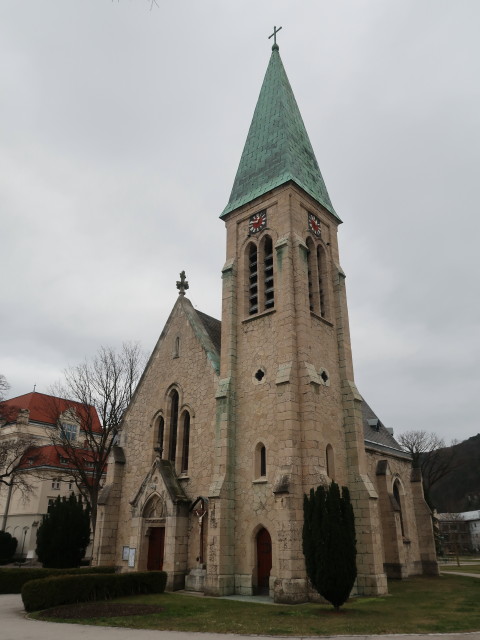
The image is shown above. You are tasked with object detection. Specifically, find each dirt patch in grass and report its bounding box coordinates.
[37,602,164,620]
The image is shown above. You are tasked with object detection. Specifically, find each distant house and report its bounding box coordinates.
[462,510,480,552]
[437,510,480,554]
[0,391,103,560]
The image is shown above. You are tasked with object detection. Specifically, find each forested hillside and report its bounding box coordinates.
[428,434,480,512]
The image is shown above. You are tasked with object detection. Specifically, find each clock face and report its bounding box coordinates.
[308,213,321,237]
[249,210,267,234]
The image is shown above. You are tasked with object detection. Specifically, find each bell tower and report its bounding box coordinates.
[205,36,387,602]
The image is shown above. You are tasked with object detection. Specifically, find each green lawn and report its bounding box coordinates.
[32,574,480,635]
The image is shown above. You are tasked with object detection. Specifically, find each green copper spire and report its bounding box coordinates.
[221,44,339,220]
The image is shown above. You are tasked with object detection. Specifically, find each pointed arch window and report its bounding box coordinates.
[181,411,190,473]
[306,237,319,312]
[248,243,258,315]
[254,442,267,479]
[317,245,328,317]
[263,236,274,310]
[168,390,179,464]
[305,238,329,318]
[326,444,335,480]
[260,445,266,477]
[155,415,165,457]
[393,479,405,537]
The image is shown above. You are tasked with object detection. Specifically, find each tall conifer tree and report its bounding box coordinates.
[303,482,357,611]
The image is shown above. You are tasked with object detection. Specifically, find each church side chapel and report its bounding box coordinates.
[92,32,437,603]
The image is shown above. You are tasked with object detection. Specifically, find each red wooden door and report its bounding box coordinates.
[256,527,272,594]
[147,527,165,571]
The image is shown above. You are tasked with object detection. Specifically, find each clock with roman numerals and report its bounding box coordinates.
[308,212,321,237]
[249,210,267,234]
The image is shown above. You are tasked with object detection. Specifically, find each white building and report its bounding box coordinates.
[0,391,101,560]
[462,510,480,552]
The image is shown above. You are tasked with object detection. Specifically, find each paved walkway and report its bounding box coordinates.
[2,593,480,640]
[439,571,480,578]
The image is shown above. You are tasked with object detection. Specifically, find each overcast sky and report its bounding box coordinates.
[1,1,479,444]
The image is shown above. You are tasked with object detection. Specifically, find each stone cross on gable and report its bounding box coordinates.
[176,271,189,296]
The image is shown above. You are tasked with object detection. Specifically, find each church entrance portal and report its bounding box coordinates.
[147,527,165,571]
[256,527,272,594]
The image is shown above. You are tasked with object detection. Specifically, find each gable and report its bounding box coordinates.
[130,458,189,516]
[122,295,220,428]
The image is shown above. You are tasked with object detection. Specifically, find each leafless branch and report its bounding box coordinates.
[0,435,37,496]
[398,429,459,509]
[0,374,9,402]
[46,342,144,532]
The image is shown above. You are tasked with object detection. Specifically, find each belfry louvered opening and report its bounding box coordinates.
[306,237,329,319]
[317,245,327,318]
[248,243,258,315]
[264,236,274,309]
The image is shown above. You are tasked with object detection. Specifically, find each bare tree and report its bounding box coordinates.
[0,435,36,494]
[437,512,468,565]
[0,375,36,499]
[48,342,144,533]
[398,430,457,509]
[0,374,9,402]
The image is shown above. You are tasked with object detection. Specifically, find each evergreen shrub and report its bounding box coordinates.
[0,531,17,564]
[22,571,167,612]
[36,494,91,568]
[303,482,357,610]
[0,566,115,594]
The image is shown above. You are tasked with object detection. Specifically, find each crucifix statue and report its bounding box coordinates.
[268,25,282,48]
[176,270,189,296]
[192,497,208,566]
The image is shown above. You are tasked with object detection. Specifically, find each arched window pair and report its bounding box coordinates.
[154,389,190,474]
[306,238,329,318]
[247,236,274,315]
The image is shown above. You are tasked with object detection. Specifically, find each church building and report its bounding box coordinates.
[92,37,437,603]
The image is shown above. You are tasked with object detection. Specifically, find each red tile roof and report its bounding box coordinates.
[2,392,101,433]
[18,444,106,474]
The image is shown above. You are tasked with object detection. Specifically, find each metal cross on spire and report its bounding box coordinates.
[176,270,189,296]
[268,25,282,49]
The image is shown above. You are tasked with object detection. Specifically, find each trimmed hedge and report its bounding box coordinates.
[0,531,17,564]
[0,566,116,594]
[22,571,167,612]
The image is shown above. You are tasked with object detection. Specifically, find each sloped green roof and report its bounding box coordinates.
[221,45,339,220]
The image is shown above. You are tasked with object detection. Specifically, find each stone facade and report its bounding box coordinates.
[92,44,437,602]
